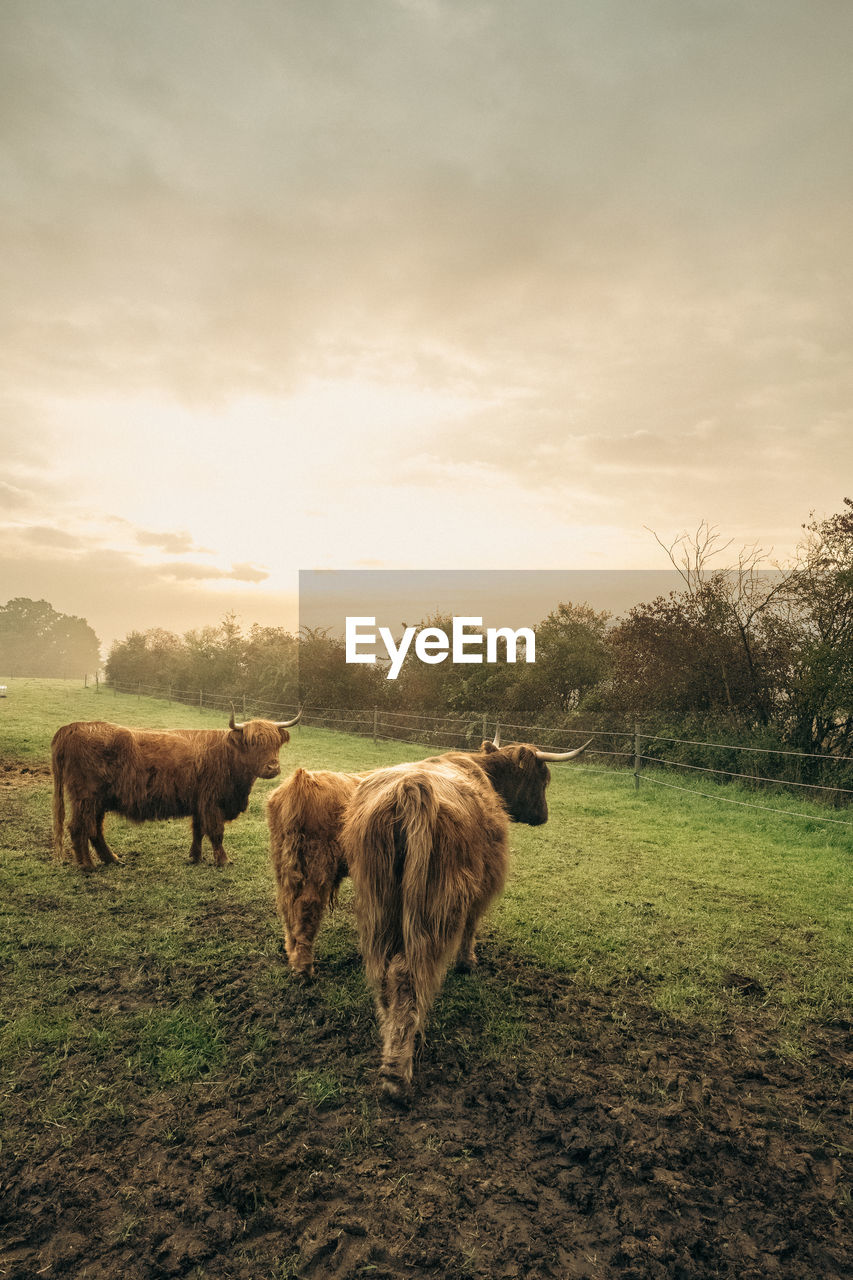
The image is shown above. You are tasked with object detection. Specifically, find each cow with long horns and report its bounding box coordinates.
[340,733,590,1101]
[52,709,301,869]
[268,732,589,1094]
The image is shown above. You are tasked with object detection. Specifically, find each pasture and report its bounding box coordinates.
[1,679,850,1279]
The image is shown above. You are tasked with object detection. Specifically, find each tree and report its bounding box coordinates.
[0,598,100,677]
[771,498,853,756]
[244,624,298,706]
[518,602,611,716]
[297,627,386,711]
[647,522,797,727]
[606,590,741,723]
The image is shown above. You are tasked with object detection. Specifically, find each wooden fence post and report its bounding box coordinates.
[243,693,247,719]
[482,713,487,741]
[373,707,378,743]
[634,722,642,791]
[199,689,203,709]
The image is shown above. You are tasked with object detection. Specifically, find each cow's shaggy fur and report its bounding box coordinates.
[267,767,361,976]
[266,740,565,982]
[340,742,559,1101]
[52,718,290,869]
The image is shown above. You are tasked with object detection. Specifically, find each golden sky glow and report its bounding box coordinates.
[2,1,851,647]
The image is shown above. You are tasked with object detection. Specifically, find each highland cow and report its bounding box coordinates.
[340,735,591,1101]
[52,710,300,870]
[267,736,592,983]
[267,767,362,976]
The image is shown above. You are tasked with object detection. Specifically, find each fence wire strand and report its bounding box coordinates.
[644,733,853,764]
[640,754,853,796]
[103,681,853,828]
[640,774,853,826]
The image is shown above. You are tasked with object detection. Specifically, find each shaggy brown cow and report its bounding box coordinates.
[52,710,300,870]
[338,736,590,1101]
[267,768,362,976]
[266,753,505,979]
[267,736,591,982]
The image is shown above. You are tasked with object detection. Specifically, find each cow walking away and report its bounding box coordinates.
[268,737,591,982]
[52,710,300,870]
[341,735,590,1102]
[267,768,361,976]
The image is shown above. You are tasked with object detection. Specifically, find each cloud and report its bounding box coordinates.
[2,1,851,408]
[0,0,849,630]
[135,528,207,553]
[0,543,293,651]
[229,562,270,583]
[20,525,84,549]
[158,561,269,583]
[0,480,35,511]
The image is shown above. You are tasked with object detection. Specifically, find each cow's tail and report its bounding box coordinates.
[51,728,67,860]
[348,775,468,1016]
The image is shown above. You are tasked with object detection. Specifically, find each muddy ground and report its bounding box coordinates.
[1,900,851,1280]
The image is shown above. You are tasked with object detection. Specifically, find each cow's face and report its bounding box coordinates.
[257,751,282,780]
[229,723,285,779]
[483,744,550,826]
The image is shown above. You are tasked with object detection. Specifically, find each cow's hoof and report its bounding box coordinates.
[455,956,477,974]
[379,1074,412,1108]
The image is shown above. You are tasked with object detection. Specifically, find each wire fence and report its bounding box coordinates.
[102,679,853,829]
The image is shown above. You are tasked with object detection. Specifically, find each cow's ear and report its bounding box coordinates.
[278,728,290,745]
[229,725,245,744]
[480,740,497,753]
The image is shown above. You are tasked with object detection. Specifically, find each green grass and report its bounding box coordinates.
[501,760,852,1030]
[0,676,851,1137]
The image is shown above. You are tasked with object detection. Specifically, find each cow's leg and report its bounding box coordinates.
[68,801,98,871]
[455,907,481,973]
[91,811,120,864]
[188,814,204,864]
[377,953,424,1104]
[282,876,332,977]
[275,876,300,969]
[205,810,230,867]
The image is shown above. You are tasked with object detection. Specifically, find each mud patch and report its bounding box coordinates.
[1,926,850,1280]
[0,760,52,788]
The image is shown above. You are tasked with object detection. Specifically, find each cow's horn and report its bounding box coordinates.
[492,723,501,749]
[534,738,593,761]
[272,707,302,729]
[229,703,245,731]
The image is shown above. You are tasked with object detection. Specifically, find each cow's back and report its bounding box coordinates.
[343,759,509,929]
[268,768,359,881]
[52,721,139,790]
[52,720,211,821]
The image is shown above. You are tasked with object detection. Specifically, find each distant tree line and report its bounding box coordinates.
[106,616,300,708]
[103,501,853,786]
[0,598,100,678]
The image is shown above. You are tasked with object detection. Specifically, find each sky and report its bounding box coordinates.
[2,0,851,651]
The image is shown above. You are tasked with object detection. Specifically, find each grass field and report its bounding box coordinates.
[1,679,851,1279]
